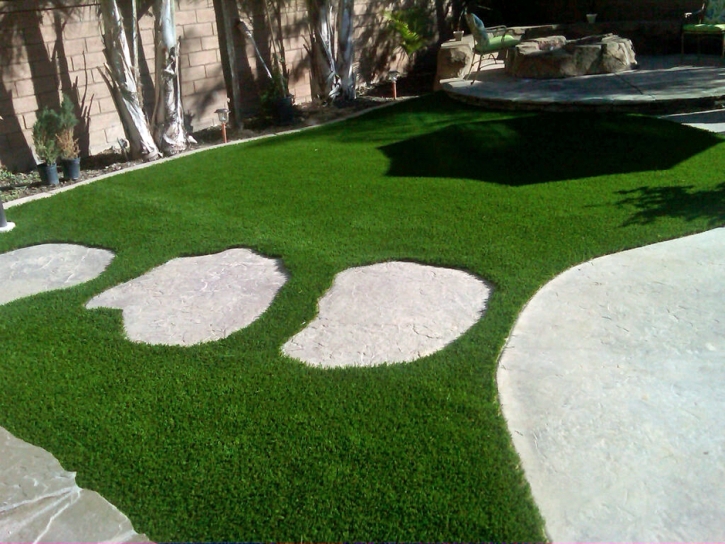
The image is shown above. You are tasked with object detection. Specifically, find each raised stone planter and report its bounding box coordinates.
[505,33,637,79]
[434,36,475,90]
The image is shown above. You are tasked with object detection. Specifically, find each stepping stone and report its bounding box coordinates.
[0,426,148,543]
[497,228,725,541]
[87,248,287,346]
[283,261,490,367]
[0,244,114,306]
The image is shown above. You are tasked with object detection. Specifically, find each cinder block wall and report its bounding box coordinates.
[0,0,410,172]
[0,0,228,171]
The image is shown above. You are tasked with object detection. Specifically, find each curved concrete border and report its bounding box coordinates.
[497,228,725,541]
[4,101,401,211]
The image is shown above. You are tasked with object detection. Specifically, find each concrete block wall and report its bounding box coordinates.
[0,0,413,171]
[0,0,227,171]
[231,0,409,109]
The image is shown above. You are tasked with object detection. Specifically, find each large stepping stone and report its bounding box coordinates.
[0,244,114,306]
[0,426,148,543]
[283,261,490,367]
[87,248,287,346]
[497,228,725,541]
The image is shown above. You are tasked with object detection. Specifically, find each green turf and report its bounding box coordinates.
[1,93,723,541]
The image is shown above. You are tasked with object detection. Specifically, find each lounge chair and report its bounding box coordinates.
[465,11,520,81]
[682,0,725,57]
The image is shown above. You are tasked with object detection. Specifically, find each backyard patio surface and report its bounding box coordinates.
[1,92,724,541]
[2,227,723,542]
[443,55,725,114]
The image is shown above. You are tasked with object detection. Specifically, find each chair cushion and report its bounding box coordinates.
[476,34,520,53]
[465,12,489,46]
[683,23,725,33]
[704,0,725,23]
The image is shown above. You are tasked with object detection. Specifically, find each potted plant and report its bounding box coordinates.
[32,106,62,186]
[260,55,295,125]
[57,94,80,181]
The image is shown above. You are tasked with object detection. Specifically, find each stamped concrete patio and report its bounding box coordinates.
[443,55,725,113]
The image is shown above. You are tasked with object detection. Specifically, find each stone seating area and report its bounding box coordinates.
[504,34,637,79]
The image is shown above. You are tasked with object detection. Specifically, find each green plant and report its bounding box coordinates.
[260,55,295,124]
[32,106,62,165]
[260,55,290,110]
[384,8,433,57]
[57,94,79,160]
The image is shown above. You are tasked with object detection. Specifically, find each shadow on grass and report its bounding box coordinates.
[617,182,725,227]
[379,113,721,185]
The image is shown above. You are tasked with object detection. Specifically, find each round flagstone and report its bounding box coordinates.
[0,244,114,306]
[0,426,148,543]
[86,248,287,346]
[497,227,725,541]
[282,261,490,368]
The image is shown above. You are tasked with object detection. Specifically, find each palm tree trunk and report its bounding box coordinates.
[308,0,339,100]
[152,0,189,155]
[336,0,355,100]
[99,0,161,161]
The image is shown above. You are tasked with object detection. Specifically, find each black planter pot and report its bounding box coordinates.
[275,95,295,125]
[61,157,81,181]
[37,162,59,186]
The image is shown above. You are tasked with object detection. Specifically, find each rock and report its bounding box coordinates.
[505,33,637,79]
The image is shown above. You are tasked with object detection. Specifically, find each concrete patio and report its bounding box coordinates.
[443,55,725,114]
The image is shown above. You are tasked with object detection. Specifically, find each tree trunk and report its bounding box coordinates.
[307,0,340,101]
[99,0,161,161]
[152,0,189,155]
[336,0,355,100]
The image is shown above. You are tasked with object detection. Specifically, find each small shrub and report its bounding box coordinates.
[32,107,62,165]
[384,8,433,57]
[57,94,79,160]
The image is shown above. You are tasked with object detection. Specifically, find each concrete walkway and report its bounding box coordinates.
[497,227,725,541]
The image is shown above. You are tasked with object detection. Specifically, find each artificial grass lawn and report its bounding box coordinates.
[1,93,724,541]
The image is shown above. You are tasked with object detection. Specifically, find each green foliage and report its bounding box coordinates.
[384,8,433,56]
[2,94,724,542]
[260,55,290,110]
[32,106,62,165]
[57,94,80,160]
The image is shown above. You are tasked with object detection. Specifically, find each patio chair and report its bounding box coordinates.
[682,0,725,57]
[464,11,520,81]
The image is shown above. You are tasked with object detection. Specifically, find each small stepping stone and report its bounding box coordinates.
[0,426,148,543]
[283,261,490,367]
[0,244,114,306]
[87,248,287,346]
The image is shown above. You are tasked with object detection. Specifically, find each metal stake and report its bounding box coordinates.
[0,199,15,232]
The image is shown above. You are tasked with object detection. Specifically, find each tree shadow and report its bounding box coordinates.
[378,113,722,185]
[616,183,725,227]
